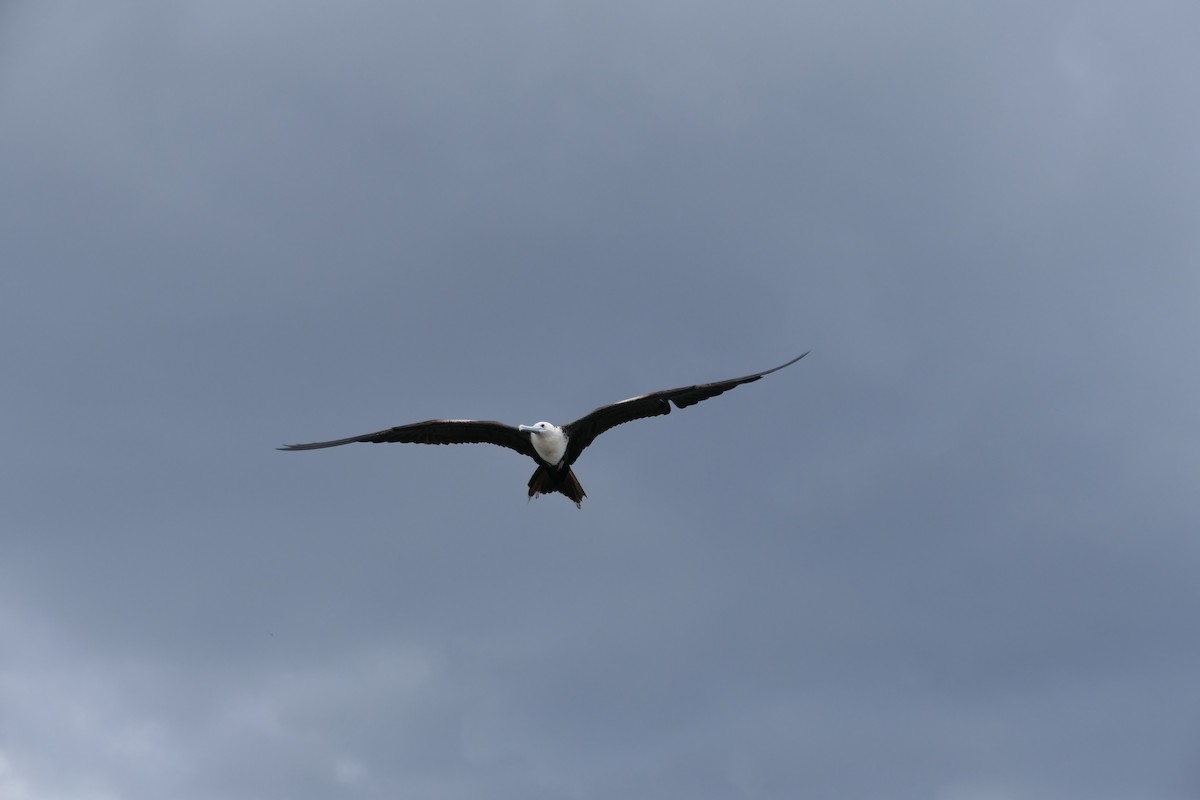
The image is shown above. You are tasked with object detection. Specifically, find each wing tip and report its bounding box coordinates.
[784,350,810,367]
[278,440,345,451]
[762,350,810,375]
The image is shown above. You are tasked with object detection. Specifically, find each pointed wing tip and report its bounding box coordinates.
[759,350,810,376]
[278,441,340,451]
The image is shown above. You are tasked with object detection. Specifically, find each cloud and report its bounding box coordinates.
[2,1,1198,798]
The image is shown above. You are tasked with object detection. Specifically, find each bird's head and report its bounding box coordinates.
[518,422,555,435]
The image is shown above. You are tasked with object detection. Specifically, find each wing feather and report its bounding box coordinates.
[280,419,537,459]
[561,352,808,463]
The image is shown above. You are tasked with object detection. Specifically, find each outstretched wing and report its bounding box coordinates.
[561,351,808,464]
[280,419,537,459]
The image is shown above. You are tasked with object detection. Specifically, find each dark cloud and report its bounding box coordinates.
[2,1,1198,798]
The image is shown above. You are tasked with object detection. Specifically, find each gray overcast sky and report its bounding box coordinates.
[3,1,1199,798]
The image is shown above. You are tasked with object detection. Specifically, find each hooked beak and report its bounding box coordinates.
[518,425,537,434]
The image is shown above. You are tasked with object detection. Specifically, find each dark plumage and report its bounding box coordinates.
[280,351,808,507]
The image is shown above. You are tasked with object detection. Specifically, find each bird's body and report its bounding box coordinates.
[522,422,568,466]
[280,352,808,507]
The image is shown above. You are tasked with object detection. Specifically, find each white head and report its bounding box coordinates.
[518,422,567,464]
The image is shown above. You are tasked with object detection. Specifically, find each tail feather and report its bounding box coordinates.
[527,464,586,508]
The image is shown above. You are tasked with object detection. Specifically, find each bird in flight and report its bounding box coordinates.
[280,351,808,507]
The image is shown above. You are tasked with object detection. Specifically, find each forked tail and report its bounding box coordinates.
[527,465,586,508]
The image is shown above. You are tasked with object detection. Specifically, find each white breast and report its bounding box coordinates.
[531,426,568,465]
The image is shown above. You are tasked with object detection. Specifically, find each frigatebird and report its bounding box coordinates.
[280,352,808,507]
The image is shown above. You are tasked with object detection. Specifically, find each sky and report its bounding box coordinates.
[2,1,1199,798]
